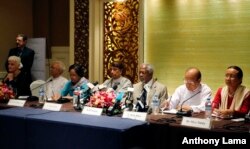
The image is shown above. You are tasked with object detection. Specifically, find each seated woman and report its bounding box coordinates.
[102,61,132,93]
[60,64,89,97]
[212,66,250,118]
[3,56,31,97]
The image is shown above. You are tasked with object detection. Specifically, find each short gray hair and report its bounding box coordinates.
[51,60,66,74]
[141,63,154,75]
[8,56,23,69]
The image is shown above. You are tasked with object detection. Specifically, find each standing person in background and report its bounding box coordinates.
[161,67,212,113]
[3,56,31,97]
[102,61,132,93]
[44,60,68,101]
[133,63,168,112]
[5,34,35,85]
[212,66,250,118]
[60,64,89,97]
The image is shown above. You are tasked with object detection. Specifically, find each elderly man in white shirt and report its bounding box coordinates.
[163,67,212,113]
[45,60,68,100]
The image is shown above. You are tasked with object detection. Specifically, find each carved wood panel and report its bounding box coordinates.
[103,0,139,83]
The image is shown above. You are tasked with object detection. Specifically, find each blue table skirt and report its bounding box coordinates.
[0,107,148,149]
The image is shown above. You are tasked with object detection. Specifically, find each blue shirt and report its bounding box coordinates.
[61,77,89,96]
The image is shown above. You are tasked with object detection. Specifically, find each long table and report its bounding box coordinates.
[1,101,250,149]
[147,113,250,149]
[0,107,148,149]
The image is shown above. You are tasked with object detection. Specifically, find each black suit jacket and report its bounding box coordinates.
[5,46,35,74]
[4,71,32,97]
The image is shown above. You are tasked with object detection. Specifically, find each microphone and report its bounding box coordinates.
[27,79,53,101]
[30,79,53,91]
[112,82,120,91]
[106,92,124,116]
[176,90,201,117]
[245,109,250,123]
[87,81,99,89]
[124,88,134,111]
[89,81,99,94]
[80,81,99,104]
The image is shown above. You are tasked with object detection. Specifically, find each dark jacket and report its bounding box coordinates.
[5,46,35,74]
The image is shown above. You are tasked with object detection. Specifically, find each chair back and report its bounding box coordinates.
[30,80,46,97]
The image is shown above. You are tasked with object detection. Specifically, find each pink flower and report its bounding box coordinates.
[85,91,117,108]
[0,84,15,100]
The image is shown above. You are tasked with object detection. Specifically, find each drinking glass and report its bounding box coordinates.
[212,102,221,121]
[160,104,167,115]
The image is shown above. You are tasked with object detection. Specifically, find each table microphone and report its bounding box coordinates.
[135,90,146,112]
[30,79,53,91]
[176,90,201,117]
[125,87,134,110]
[112,82,120,91]
[82,81,99,103]
[245,109,250,123]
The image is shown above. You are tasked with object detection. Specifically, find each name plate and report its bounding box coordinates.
[122,111,147,121]
[82,106,103,116]
[43,102,62,111]
[181,117,211,129]
[18,96,29,100]
[8,99,26,107]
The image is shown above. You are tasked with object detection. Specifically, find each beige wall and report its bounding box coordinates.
[145,0,250,95]
[3,0,250,95]
[0,0,70,80]
[0,0,33,71]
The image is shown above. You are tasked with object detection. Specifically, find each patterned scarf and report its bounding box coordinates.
[221,85,249,111]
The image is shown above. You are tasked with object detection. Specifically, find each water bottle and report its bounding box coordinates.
[38,87,45,103]
[205,98,212,119]
[151,94,159,115]
[73,87,80,107]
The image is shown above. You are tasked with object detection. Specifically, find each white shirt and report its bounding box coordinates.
[143,78,154,105]
[169,83,212,112]
[45,76,68,99]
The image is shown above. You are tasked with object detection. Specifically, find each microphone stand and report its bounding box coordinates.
[176,90,201,117]
[245,110,250,123]
[28,79,53,101]
[30,79,52,91]
[125,91,133,111]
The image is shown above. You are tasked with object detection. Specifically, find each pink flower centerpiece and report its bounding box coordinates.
[85,91,116,108]
[0,84,15,102]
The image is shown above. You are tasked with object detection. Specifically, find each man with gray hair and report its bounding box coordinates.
[44,60,68,100]
[132,63,168,112]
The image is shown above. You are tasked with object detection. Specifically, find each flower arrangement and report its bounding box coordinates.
[0,84,15,102]
[85,91,117,108]
[85,90,126,115]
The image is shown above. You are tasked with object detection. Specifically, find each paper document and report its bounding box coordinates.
[163,109,178,114]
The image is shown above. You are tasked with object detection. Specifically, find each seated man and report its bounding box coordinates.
[102,61,132,93]
[162,67,212,113]
[44,60,68,100]
[133,63,168,112]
